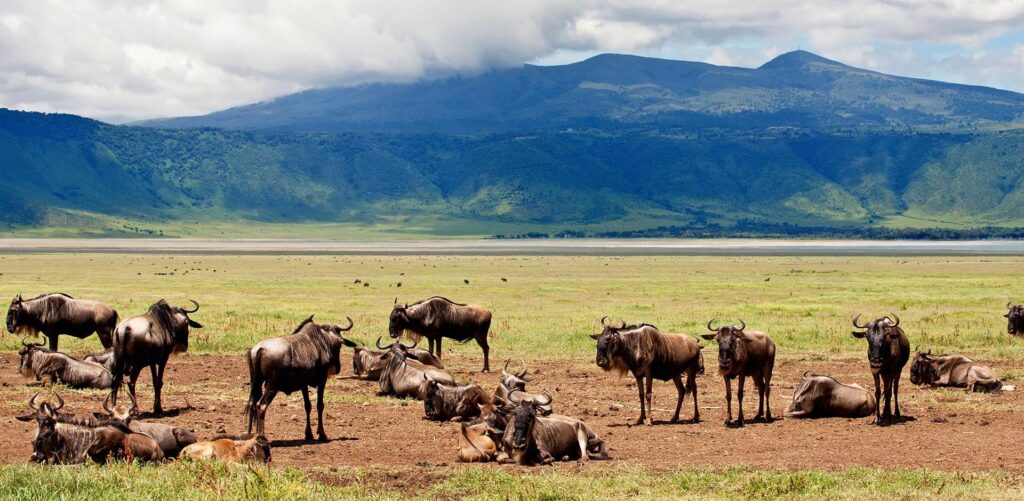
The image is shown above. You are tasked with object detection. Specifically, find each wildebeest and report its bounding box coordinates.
[457,421,498,463]
[84,348,115,370]
[851,314,910,424]
[377,337,456,399]
[909,350,1008,393]
[342,338,444,381]
[423,378,493,421]
[785,372,876,418]
[122,432,164,462]
[389,296,492,372]
[15,393,126,464]
[95,394,197,458]
[702,319,776,427]
[180,435,271,463]
[246,315,353,441]
[17,337,113,389]
[6,293,118,352]
[592,318,703,425]
[495,359,552,416]
[1005,301,1024,336]
[496,392,609,465]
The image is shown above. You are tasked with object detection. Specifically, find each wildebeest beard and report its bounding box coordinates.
[509,402,536,462]
[909,355,937,385]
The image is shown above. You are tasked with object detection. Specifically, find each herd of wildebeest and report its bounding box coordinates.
[7,292,1024,466]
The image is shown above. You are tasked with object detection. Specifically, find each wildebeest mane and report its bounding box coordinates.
[408,296,468,307]
[290,315,318,335]
[25,292,74,301]
[408,299,476,342]
[148,300,179,340]
[608,324,694,377]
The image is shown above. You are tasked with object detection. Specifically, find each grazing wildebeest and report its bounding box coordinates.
[910,350,1007,393]
[389,296,492,372]
[457,421,498,463]
[110,299,202,414]
[702,319,776,427]
[377,337,456,399]
[245,315,353,441]
[851,314,910,424]
[15,393,126,464]
[591,318,704,425]
[6,293,118,351]
[180,435,271,463]
[423,378,493,421]
[94,394,197,458]
[496,392,609,465]
[785,372,876,418]
[495,359,552,416]
[17,337,114,389]
[1005,301,1024,336]
[342,338,444,381]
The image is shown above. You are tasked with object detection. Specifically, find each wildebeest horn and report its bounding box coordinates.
[852,314,867,329]
[28,392,40,411]
[375,336,390,350]
[518,359,528,378]
[507,390,526,404]
[394,297,398,305]
[707,319,718,331]
[600,316,609,327]
[619,319,626,329]
[736,319,746,331]
[534,390,552,406]
[402,337,417,349]
[20,335,30,347]
[339,317,353,331]
[1009,300,1015,309]
[52,393,64,411]
[183,299,200,313]
[503,358,511,373]
[103,393,113,413]
[889,313,900,327]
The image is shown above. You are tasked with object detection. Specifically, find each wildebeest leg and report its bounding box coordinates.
[47,332,58,352]
[128,368,142,410]
[634,374,647,425]
[893,374,902,419]
[151,363,165,415]
[688,369,700,423]
[428,337,436,356]
[723,377,733,425]
[98,321,113,349]
[644,376,654,425]
[882,376,894,423]
[871,372,882,424]
[437,337,443,360]
[255,388,278,437]
[575,425,590,462]
[316,383,328,442]
[735,376,746,427]
[764,370,773,422]
[478,334,490,373]
[301,387,313,442]
[753,377,765,421]
[671,376,685,422]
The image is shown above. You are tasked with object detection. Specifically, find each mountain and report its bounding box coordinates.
[146,51,1024,133]
[4,51,1024,237]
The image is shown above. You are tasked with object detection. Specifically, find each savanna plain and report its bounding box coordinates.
[3,253,1024,499]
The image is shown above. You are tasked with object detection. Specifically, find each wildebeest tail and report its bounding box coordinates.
[110,325,131,390]
[697,350,705,375]
[244,347,263,427]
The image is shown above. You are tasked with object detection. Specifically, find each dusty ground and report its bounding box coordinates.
[3,351,1021,472]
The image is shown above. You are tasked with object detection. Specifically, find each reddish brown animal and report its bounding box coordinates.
[851,314,910,424]
[456,422,498,463]
[390,296,492,372]
[180,435,271,463]
[702,319,776,427]
[7,293,118,352]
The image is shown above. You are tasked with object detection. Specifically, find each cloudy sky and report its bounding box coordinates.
[2,0,1024,123]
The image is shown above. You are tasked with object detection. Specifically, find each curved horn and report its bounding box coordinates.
[21,335,30,347]
[852,314,867,329]
[619,319,627,329]
[534,390,552,406]
[600,316,609,327]
[507,390,526,404]
[707,319,718,331]
[28,392,40,411]
[889,313,900,327]
[1009,300,1015,309]
[375,336,390,350]
[183,300,200,313]
[736,319,746,331]
[103,393,113,413]
[339,316,353,331]
[52,393,64,411]
[401,337,418,350]
[518,358,528,378]
[503,358,511,373]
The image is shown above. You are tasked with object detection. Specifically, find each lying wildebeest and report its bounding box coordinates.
[246,315,353,441]
[785,372,876,418]
[110,299,202,414]
[390,296,492,372]
[702,319,776,427]
[909,350,1008,393]
[851,314,910,424]
[84,348,115,370]
[495,359,552,416]
[592,318,704,425]
[16,393,126,464]
[7,293,118,351]
[457,421,498,463]
[122,432,164,462]
[1006,301,1024,336]
[377,337,455,399]
[180,435,271,463]
[423,378,492,421]
[17,337,114,389]
[341,338,444,381]
[496,391,609,465]
[95,394,197,458]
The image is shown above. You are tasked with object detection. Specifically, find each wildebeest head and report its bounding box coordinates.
[7,294,25,333]
[388,299,411,339]
[701,319,752,373]
[253,435,272,463]
[500,358,529,391]
[506,390,552,452]
[16,336,46,378]
[376,335,417,356]
[15,393,64,463]
[95,392,137,425]
[909,349,937,385]
[850,314,903,369]
[421,376,445,419]
[1005,302,1024,335]
[590,316,630,375]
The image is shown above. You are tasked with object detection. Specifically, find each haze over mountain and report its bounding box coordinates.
[3,51,1024,237]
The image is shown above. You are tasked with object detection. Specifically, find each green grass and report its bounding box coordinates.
[0,463,1020,500]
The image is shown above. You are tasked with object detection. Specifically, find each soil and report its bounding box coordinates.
[3,352,1022,471]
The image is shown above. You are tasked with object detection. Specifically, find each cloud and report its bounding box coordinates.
[0,0,1022,122]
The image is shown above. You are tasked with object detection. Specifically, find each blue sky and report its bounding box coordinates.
[1,1,1023,122]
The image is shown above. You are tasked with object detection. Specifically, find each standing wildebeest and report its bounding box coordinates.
[7,293,118,352]
[496,391,609,465]
[15,394,126,464]
[342,338,444,381]
[702,319,776,427]
[246,315,353,442]
[785,372,876,418]
[17,337,114,389]
[110,299,202,415]
[422,378,493,421]
[851,314,910,424]
[389,296,492,372]
[377,337,456,398]
[909,350,1008,393]
[591,318,704,425]
[95,394,197,458]
[1005,301,1024,336]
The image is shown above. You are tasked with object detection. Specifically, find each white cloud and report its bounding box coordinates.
[0,0,1022,122]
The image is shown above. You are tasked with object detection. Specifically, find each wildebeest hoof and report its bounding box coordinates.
[305,433,315,442]
[317,434,329,443]
[690,417,701,424]
[635,418,645,425]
